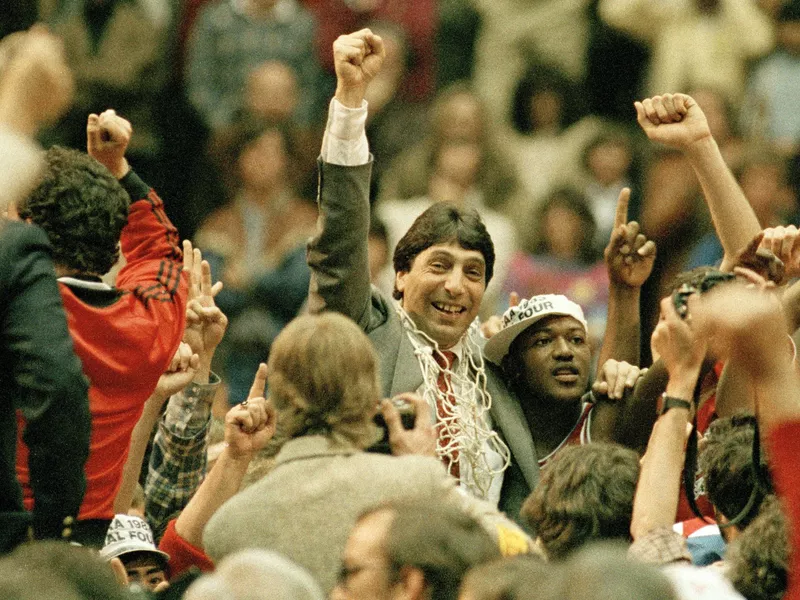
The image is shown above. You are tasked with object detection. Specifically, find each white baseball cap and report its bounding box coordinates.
[99,514,170,565]
[484,294,588,364]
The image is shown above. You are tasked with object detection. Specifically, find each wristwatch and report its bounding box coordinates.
[657,393,692,416]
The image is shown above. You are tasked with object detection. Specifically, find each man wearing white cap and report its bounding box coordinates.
[100,514,170,592]
[485,294,643,467]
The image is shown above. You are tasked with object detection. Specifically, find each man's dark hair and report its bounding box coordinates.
[364,499,500,600]
[521,443,640,560]
[18,146,130,277]
[727,498,787,600]
[392,202,495,299]
[700,415,771,529]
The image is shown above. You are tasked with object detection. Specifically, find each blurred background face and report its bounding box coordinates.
[239,130,287,193]
[245,61,299,123]
[529,88,563,132]
[587,140,631,186]
[435,141,482,188]
[331,511,396,600]
[543,204,584,261]
[368,234,389,284]
[439,92,483,143]
[740,162,793,223]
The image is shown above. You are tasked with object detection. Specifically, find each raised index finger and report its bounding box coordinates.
[248,363,268,400]
[614,187,631,230]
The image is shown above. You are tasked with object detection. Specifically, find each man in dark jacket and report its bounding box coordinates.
[0,27,90,551]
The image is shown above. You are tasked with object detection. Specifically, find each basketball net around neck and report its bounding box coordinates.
[393,302,511,500]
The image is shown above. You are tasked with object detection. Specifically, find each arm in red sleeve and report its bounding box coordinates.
[159,518,214,579]
[767,421,800,600]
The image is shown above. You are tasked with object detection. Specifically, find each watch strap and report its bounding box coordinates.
[659,395,692,415]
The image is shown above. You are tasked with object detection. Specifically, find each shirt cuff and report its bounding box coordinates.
[320,98,369,166]
[164,371,221,431]
[628,526,692,565]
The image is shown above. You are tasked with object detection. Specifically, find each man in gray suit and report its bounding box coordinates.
[306,29,537,521]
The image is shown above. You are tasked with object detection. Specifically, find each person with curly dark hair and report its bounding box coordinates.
[727,499,788,600]
[13,108,188,548]
[700,415,772,538]
[16,145,129,277]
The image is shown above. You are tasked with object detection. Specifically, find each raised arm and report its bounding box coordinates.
[598,187,656,367]
[144,245,228,538]
[114,341,199,516]
[307,30,386,328]
[86,110,188,382]
[630,296,705,553]
[86,109,185,294]
[182,366,275,549]
[635,93,762,268]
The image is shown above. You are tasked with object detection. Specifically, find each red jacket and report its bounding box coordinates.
[17,171,188,521]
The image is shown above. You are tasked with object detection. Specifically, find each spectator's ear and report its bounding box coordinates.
[394,565,427,600]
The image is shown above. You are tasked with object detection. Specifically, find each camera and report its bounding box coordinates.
[671,270,735,319]
[371,396,417,454]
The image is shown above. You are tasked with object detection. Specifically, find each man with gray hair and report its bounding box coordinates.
[185,550,325,600]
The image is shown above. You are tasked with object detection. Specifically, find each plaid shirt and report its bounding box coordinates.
[145,373,220,540]
[628,526,693,565]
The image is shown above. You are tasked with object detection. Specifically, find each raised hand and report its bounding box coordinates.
[592,359,647,401]
[604,188,656,288]
[333,29,385,108]
[182,240,227,362]
[152,341,200,401]
[0,27,74,135]
[635,93,712,152]
[86,109,131,179]
[381,392,437,457]
[480,292,520,339]
[651,296,706,397]
[759,226,800,280]
[224,363,276,459]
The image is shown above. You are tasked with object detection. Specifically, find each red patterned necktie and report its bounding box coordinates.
[434,350,460,480]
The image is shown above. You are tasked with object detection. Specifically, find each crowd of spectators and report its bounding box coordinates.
[2,0,800,599]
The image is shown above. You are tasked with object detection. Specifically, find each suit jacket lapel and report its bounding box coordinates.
[389,333,424,397]
[486,370,539,491]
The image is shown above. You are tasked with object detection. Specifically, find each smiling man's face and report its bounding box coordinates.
[395,242,486,349]
[514,315,591,403]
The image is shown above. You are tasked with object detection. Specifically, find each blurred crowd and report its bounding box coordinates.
[2,1,800,599]
[5,0,800,394]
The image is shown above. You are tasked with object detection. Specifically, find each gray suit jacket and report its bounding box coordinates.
[204,436,477,592]
[306,160,538,521]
